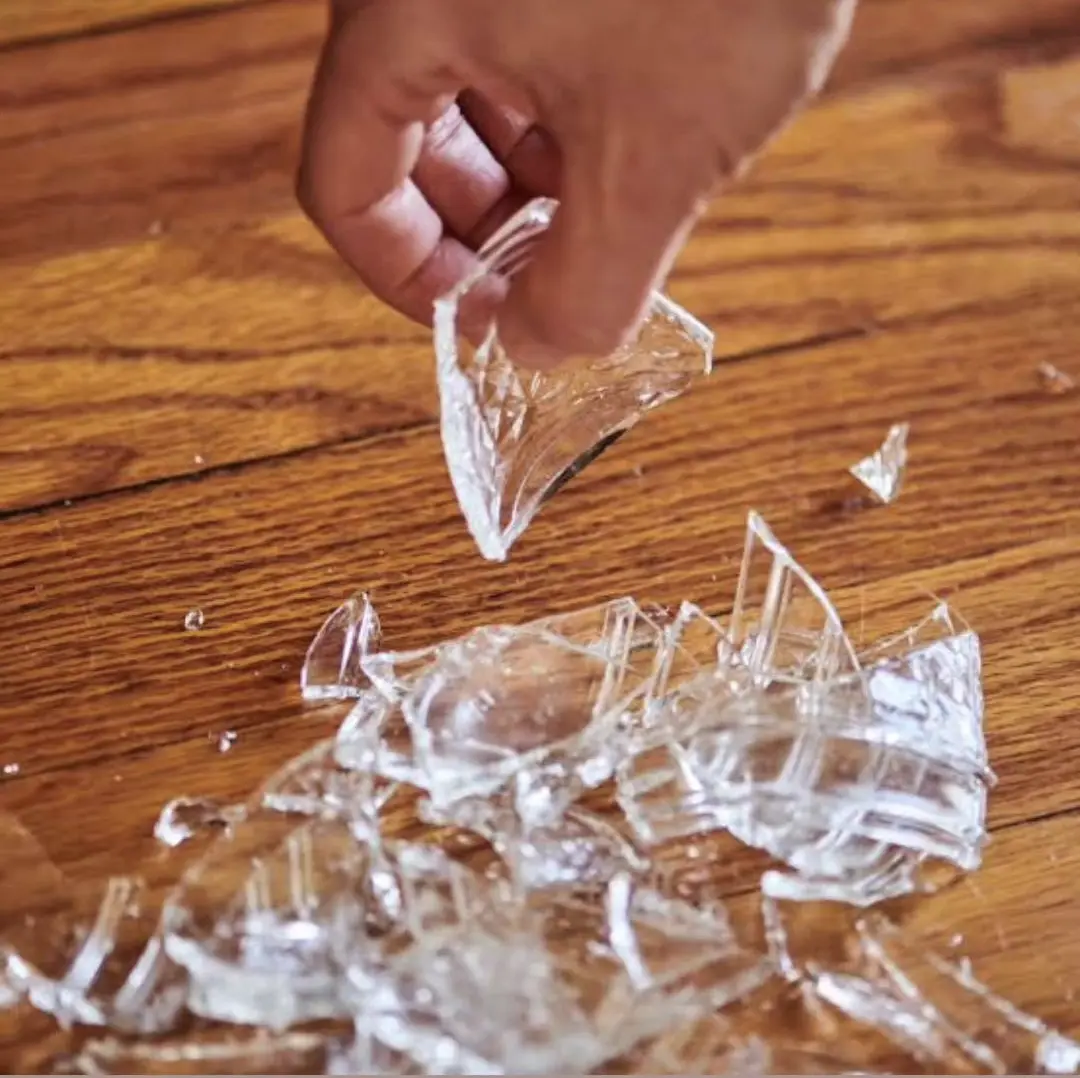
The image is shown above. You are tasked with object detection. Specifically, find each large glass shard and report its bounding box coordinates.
[160,797,492,1032]
[2,871,154,1029]
[399,599,664,816]
[433,196,715,562]
[726,512,860,685]
[810,914,1080,1074]
[349,874,767,1074]
[300,592,380,702]
[849,422,909,504]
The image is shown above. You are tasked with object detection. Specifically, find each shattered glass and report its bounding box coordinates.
[849,422,909,504]
[433,196,715,562]
[8,512,1078,1074]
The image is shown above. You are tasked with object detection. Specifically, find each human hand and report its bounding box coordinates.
[298,0,857,367]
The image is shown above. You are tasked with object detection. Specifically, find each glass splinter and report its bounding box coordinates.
[300,592,381,701]
[1037,360,1075,395]
[153,797,241,848]
[849,422,909,504]
[811,914,1080,1074]
[433,196,715,562]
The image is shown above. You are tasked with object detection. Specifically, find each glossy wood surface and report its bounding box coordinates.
[1,0,1079,1070]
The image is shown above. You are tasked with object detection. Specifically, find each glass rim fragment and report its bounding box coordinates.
[433,195,715,562]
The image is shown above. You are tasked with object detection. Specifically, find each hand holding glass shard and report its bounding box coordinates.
[850,422,909,504]
[433,197,715,562]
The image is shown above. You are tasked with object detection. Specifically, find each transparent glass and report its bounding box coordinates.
[434,197,715,562]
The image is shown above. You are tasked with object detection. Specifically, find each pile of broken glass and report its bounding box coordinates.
[4,513,1078,1075]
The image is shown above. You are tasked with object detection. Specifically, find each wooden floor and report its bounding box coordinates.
[1,0,1080,1070]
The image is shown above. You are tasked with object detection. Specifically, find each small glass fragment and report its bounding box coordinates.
[70,1028,333,1075]
[300,592,381,702]
[809,914,1080,1074]
[1037,361,1075,394]
[153,798,241,849]
[433,196,715,562]
[2,762,19,776]
[183,610,204,632]
[216,731,237,753]
[849,422,909,504]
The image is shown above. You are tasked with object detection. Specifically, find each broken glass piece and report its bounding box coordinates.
[350,874,767,1073]
[326,1025,424,1075]
[160,799,493,1033]
[849,422,909,504]
[421,797,648,892]
[726,512,861,685]
[333,691,422,787]
[300,592,381,702]
[433,196,715,562]
[70,1028,334,1075]
[810,914,1080,1074]
[399,599,664,813]
[153,798,241,848]
[259,738,398,839]
[3,875,150,1029]
[1037,360,1075,394]
[183,610,204,632]
[617,533,987,905]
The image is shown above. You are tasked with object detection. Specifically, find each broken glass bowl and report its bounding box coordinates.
[433,196,715,562]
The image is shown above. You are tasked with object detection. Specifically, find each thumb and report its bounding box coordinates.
[496,134,710,370]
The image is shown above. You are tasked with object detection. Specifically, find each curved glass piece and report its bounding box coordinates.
[434,197,715,562]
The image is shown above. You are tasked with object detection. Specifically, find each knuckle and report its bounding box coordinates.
[422,101,468,153]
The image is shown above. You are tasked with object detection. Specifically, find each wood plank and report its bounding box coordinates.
[0,296,1077,813]
[0,0,259,49]
[3,43,1080,509]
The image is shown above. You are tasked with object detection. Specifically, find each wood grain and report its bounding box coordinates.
[2,7,1080,510]
[0,0,257,49]
[2,1,1080,1072]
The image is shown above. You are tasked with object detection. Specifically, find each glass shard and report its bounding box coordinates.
[810,914,1080,1074]
[259,738,397,838]
[183,610,204,632]
[615,517,988,904]
[300,592,381,702]
[349,874,767,1074]
[70,1028,334,1075]
[398,599,664,815]
[433,196,715,562]
[726,512,861,685]
[1037,360,1075,395]
[2,873,152,1029]
[849,422,909,504]
[153,798,241,849]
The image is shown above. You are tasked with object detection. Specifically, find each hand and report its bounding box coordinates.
[298,0,857,367]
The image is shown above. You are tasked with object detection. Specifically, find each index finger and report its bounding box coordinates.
[297,4,479,326]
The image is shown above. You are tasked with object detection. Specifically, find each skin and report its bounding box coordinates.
[298,0,858,368]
